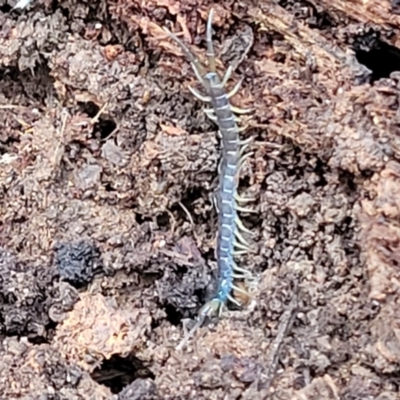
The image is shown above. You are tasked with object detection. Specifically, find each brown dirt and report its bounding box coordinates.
[1,0,400,399]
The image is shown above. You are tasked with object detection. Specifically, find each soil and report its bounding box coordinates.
[0,0,400,399]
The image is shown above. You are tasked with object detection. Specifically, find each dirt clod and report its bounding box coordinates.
[54,240,103,287]
[118,378,159,400]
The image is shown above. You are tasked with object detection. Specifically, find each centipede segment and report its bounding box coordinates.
[164,9,256,349]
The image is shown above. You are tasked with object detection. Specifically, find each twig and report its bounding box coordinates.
[178,201,194,227]
[12,0,33,10]
[260,283,298,392]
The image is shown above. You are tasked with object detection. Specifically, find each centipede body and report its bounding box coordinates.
[163,9,255,349]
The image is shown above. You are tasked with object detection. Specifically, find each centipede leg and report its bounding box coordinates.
[204,108,217,121]
[233,272,251,279]
[227,294,242,307]
[235,217,254,235]
[235,229,252,247]
[211,190,220,212]
[239,151,252,165]
[238,151,253,169]
[231,283,251,296]
[239,149,253,167]
[221,65,233,86]
[233,250,249,256]
[236,205,257,213]
[231,105,254,115]
[235,194,256,204]
[232,261,252,275]
[237,152,253,178]
[218,303,225,317]
[239,136,253,147]
[234,240,252,252]
[206,8,216,72]
[188,86,211,102]
[227,78,244,99]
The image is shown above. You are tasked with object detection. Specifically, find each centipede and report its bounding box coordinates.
[164,9,256,349]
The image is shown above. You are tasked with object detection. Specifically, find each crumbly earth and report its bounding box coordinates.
[1,0,400,399]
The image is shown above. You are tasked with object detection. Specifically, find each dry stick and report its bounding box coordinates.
[0,105,28,109]
[260,284,298,392]
[178,201,194,227]
[51,111,69,167]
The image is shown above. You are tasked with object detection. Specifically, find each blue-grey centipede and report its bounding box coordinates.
[164,9,256,349]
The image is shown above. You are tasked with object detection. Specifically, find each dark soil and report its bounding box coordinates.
[1,0,400,399]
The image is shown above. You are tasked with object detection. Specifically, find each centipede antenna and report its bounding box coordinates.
[206,8,216,72]
[164,27,206,83]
